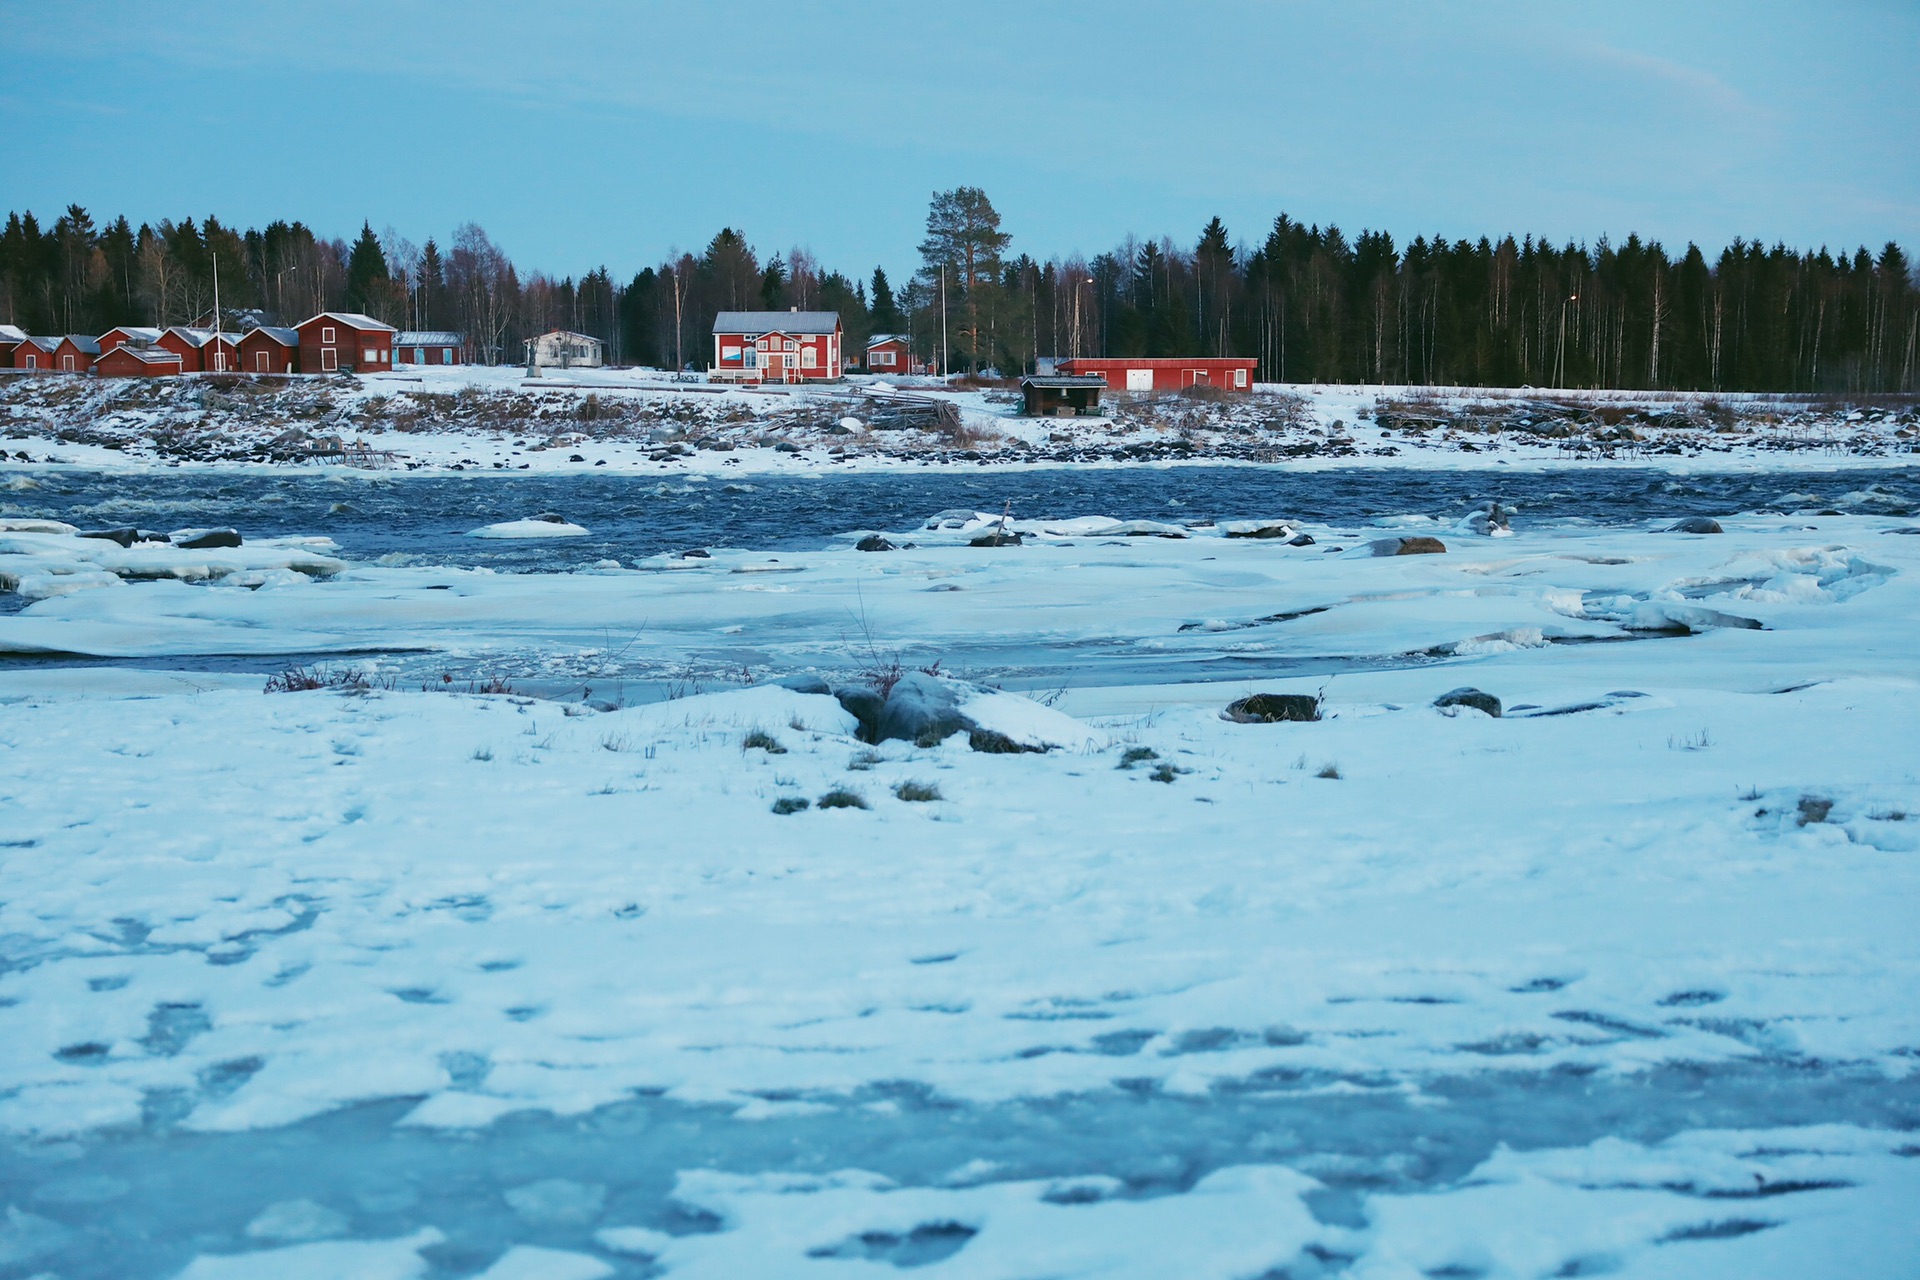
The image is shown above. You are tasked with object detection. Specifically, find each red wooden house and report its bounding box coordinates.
[12,337,57,370]
[0,325,27,365]
[711,310,843,383]
[238,326,299,375]
[1056,356,1257,393]
[394,331,464,366]
[95,344,184,378]
[296,312,395,374]
[49,336,100,374]
[98,326,164,353]
[863,334,920,374]
[157,327,210,372]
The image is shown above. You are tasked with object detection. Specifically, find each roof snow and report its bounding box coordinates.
[164,327,211,347]
[396,331,463,346]
[302,312,398,333]
[110,327,164,343]
[247,326,299,345]
[0,324,26,344]
[112,345,182,364]
[866,333,908,347]
[713,310,841,336]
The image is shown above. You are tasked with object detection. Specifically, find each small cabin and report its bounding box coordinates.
[528,330,604,369]
[11,337,58,371]
[238,326,299,375]
[1019,374,1105,417]
[296,312,396,374]
[0,325,27,365]
[864,334,919,374]
[395,331,464,366]
[95,344,185,378]
[50,336,101,374]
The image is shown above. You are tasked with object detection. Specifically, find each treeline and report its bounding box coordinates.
[4,200,1916,392]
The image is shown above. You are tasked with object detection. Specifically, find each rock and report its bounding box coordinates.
[876,672,972,746]
[569,454,586,462]
[679,549,711,559]
[1224,693,1322,723]
[969,530,1023,547]
[1362,535,1446,556]
[1666,516,1724,534]
[1287,533,1316,546]
[531,512,570,524]
[855,535,896,552]
[1223,521,1298,539]
[173,528,242,549]
[774,441,802,453]
[775,674,832,696]
[830,684,887,741]
[1435,687,1502,717]
[1457,502,1512,537]
[968,728,1045,754]
[78,528,140,547]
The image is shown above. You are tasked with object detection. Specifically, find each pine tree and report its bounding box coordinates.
[869,267,903,333]
[345,222,389,315]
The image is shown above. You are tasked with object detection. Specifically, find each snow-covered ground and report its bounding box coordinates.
[2,490,1918,1277]
[2,364,1915,478]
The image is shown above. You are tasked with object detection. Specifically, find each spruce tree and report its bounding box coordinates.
[345,222,389,316]
[869,266,903,333]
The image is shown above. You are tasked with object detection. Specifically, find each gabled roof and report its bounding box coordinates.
[0,324,27,345]
[535,329,602,343]
[297,312,398,334]
[713,310,841,336]
[105,326,164,343]
[106,345,183,365]
[241,326,299,345]
[1020,375,1107,389]
[24,336,59,352]
[58,336,102,355]
[866,333,909,348]
[396,331,463,346]
[163,327,212,348]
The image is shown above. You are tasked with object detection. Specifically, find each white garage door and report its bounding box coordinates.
[1125,368,1153,391]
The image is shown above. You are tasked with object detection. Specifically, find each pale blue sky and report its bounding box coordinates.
[5,0,1915,281]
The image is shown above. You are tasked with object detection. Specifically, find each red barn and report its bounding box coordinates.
[238,326,299,375]
[394,331,464,366]
[12,337,58,370]
[1057,356,1257,393]
[0,325,27,365]
[49,336,100,374]
[157,327,211,372]
[95,344,184,378]
[295,312,396,374]
[711,310,842,383]
[864,334,920,374]
[98,326,165,353]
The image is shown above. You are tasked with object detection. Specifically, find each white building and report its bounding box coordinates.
[528,330,605,369]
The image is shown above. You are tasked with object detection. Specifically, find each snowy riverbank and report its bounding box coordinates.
[2,490,1918,1276]
[3,364,1916,478]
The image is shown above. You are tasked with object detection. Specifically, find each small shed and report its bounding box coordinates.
[50,336,101,373]
[157,327,211,371]
[865,334,916,374]
[395,331,464,366]
[96,344,185,378]
[529,330,604,369]
[238,326,299,375]
[0,324,26,364]
[11,337,58,370]
[1019,374,1105,418]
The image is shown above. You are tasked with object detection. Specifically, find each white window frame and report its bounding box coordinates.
[62,355,75,372]
[801,346,817,368]
[364,348,378,364]
[321,348,338,372]
[24,354,36,369]
[1235,368,1248,388]
[321,326,336,343]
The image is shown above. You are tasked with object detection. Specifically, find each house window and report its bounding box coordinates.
[321,349,338,372]
[784,339,796,351]
[721,345,741,362]
[1235,368,1248,388]
[442,348,453,364]
[364,348,378,363]
[801,347,817,368]
[321,326,335,343]
[757,339,769,351]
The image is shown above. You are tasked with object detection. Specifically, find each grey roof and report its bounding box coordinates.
[245,326,299,345]
[396,331,463,346]
[866,333,908,347]
[112,345,182,364]
[164,327,212,348]
[63,336,101,355]
[0,324,26,344]
[1020,375,1107,389]
[300,312,398,334]
[23,336,58,352]
[108,326,164,343]
[713,310,841,336]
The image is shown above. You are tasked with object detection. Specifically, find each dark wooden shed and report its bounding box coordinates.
[1019,374,1105,417]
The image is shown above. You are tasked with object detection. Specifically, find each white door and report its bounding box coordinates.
[321,349,337,372]
[1125,368,1152,391]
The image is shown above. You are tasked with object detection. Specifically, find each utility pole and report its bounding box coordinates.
[939,264,949,380]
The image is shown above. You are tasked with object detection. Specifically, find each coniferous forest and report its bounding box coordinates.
[3,200,1914,393]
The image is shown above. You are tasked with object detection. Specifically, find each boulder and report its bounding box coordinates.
[78,527,167,547]
[855,535,896,552]
[1224,693,1322,723]
[1457,502,1512,537]
[1666,516,1724,534]
[830,684,886,740]
[173,528,242,550]
[969,530,1023,547]
[876,672,973,746]
[1287,533,1316,547]
[679,549,711,559]
[1362,536,1447,556]
[775,674,832,696]
[1223,521,1298,540]
[1435,687,1502,717]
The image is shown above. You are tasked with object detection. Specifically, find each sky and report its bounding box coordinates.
[5,0,1916,283]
